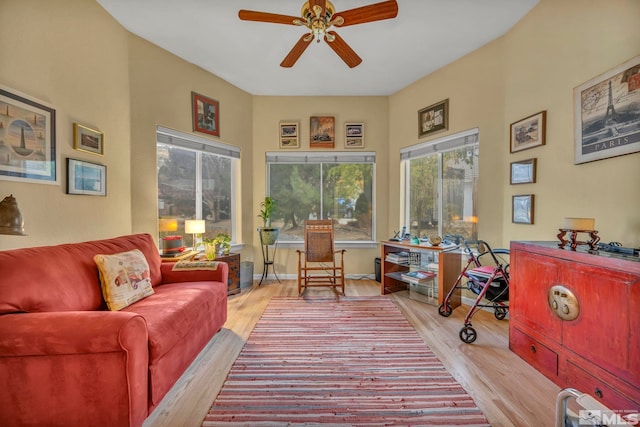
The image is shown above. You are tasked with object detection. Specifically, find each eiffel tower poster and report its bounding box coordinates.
[574,55,640,164]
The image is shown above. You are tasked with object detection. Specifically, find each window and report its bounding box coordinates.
[156,126,240,245]
[266,152,376,243]
[401,129,479,242]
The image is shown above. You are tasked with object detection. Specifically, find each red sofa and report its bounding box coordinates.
[0,233,228,427]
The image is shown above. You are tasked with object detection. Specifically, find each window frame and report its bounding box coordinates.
[156,126,241,247]
[265,151,377,247]
[401,128,479,240]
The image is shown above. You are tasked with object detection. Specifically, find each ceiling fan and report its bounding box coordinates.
[238,0,398,68]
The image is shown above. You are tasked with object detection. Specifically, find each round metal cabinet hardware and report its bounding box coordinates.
[547,285,580,321]
[530,345,536,353]
[594,388,603,399]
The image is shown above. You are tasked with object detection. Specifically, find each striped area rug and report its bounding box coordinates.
[203,296,489,426]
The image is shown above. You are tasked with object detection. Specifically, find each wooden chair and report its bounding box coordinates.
[297,220,346,295]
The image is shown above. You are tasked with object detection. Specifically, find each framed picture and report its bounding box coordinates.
[66,158,106,196]
[512,194,535,224]
[279,121,299,148]
[192,92,219,137]
[418,99,449,138]
[73,123,103,155]
[310,116,335,148]
[0,85,57,184]
[510,111,546,153]
[510,158,537,185]
[574,55,640,164]
[345,123,364,148]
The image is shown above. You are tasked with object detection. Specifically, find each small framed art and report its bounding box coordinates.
[418,99,448,138]
[510,111,546,153]
[279,122,299,148]
[310,116,335,148]
[73,123,103,155]
[66,158,106,196]
[512,194,534,224]
[192,92,219,137]
[510,158,537,185]
[345,123,364,148]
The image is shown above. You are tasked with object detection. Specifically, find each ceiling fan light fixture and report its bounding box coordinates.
[239,0,398,68]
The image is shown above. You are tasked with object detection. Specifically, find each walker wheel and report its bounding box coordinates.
[438,303,452,317]
[494,306,508,320]
[459,326,477,344]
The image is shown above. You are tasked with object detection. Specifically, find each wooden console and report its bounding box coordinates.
[509,241,639,410]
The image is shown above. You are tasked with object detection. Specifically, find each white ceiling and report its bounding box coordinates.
[96,0,539,96]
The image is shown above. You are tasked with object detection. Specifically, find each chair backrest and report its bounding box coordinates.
[304,220,335,262]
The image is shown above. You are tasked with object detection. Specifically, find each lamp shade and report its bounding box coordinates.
[185,219,205,234]
[158,218,178,232]
[0,194,26,236]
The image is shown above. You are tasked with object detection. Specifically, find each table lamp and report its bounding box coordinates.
[185,219,205,250]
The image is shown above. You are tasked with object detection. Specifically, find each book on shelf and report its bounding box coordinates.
[385,251,410,263]
[401,270,436,284]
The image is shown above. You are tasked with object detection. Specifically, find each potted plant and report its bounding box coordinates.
[202,237,217,260]
[213,233,231,255]
[257,196,279,245]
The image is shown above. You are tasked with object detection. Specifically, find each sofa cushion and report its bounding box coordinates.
[0,233,162,315]
[94,249,155,311]
[122,280,226,364]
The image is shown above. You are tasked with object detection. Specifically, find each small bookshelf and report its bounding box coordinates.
[380,240,462,308]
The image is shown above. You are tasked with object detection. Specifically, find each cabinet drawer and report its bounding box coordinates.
[510,328,558,379]
[566,361,639,411]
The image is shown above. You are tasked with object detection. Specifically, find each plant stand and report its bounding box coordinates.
[258,231,281,285]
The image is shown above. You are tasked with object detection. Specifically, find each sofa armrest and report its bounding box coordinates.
[0,311,147,356]
[0,311,149,427]
[160,260,229,286]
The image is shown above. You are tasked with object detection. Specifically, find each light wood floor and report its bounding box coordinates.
[143,279,560,427]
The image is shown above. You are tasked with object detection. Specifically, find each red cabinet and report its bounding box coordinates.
[510,241,640,411]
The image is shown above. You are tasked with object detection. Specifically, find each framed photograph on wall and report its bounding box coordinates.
[0,85,57,184]
[310,116,335,148]
[66,158,106,196]
[418,99,448,138]
[192,92,219,137]
[345,123,364,148]
[512,194,534,224]
[73,123,104,155]
[279,121,299,148]
[510,111,546,153]
[510,158,537,184]
[574,55,640,164]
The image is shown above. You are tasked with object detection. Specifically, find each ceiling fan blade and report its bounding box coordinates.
[333,0,398,27]
[238,10,301,25]
[280,35,313,68]
[325,31,362,68]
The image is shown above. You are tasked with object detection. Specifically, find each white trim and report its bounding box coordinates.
[156,125,240,158]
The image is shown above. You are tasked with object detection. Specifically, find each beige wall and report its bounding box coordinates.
[2,0,638,264]
[127,36,254,260]
[251,96,388,274]
[389,0,640,248]
[0,0,132,250]
[501,0,640,246]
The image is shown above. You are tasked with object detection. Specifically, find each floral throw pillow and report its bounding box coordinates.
[94,249,154,311]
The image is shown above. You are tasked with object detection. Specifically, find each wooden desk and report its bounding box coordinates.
[380,240,462,307]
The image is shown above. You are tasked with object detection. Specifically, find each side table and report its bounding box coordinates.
[214,253,241,295]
